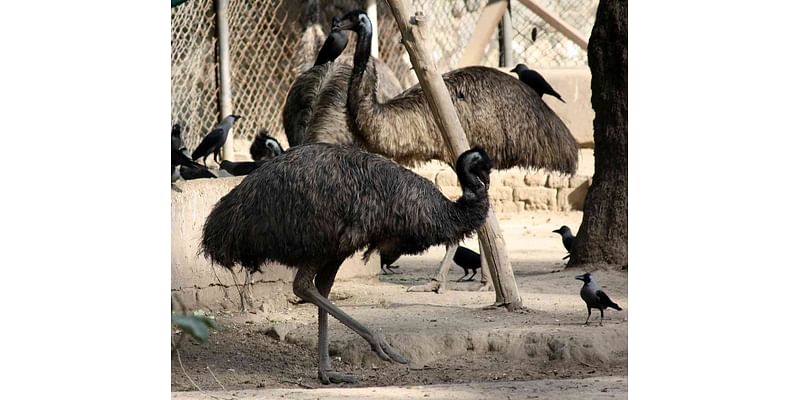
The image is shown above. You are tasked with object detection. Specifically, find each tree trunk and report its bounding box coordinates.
[567,0,628,271]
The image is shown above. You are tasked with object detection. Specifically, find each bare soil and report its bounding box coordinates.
[172,211,628,396]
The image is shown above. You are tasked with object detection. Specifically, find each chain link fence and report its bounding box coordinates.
[171,0,597,154]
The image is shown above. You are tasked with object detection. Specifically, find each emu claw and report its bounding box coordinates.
[370,334,408,364]
[319,369,357,385]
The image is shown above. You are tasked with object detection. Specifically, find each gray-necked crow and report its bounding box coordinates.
[380,252,401,275]
[575,273,622,326]
[191,114,241,166]
[510,64,565,103]
[220,160,267,176]
[553,225,574,260]
[314,16,349,66]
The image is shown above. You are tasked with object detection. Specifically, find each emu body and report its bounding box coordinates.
[201,145,493,384]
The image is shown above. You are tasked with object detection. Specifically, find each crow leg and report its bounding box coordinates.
[202,155,208,168]
[380,265,391,275]
[584,306,592,325]
[214,149,221,165]
[311,259,356,384]
[465,269,478,281]
[600,309,604,326]
[455,271,469,282]
[294,264,407,385]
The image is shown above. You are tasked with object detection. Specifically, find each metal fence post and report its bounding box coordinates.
[215,0,234,160]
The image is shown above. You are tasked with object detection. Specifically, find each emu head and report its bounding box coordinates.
[575,272,592,283]
[264,137,284,159]
[333,9,371,33]
[456,147,493,192]
[510,63,528,75]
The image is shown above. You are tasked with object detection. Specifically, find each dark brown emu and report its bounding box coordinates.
[201,145,493,384]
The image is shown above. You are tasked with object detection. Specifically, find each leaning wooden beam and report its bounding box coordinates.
[518,0,589,50]
[458,0,508,68]
[384,0,523,310]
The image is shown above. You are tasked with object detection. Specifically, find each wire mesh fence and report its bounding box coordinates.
[171,0,597,154]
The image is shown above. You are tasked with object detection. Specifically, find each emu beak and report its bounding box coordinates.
[333,19,354,32]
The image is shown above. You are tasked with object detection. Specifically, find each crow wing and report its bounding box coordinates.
[596,290,621,310]
[191,128,224,160]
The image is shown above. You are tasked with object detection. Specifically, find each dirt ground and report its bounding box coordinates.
[172,211,628,397]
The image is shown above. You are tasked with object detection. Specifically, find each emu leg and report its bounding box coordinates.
[294,266,407,381]
[313,260,357,384]
[584,306,592,325]
[408,245,457,293]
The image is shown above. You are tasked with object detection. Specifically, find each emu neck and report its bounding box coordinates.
[347,23,384,134]
[450,188,490,236]
[352,25,372,78]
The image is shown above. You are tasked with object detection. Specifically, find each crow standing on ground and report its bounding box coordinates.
[191,114,242,166]
[575,273,622,326]
[552,225,574,260]
[510,64,565,103]
[453,246,481,282]
[314,16,349,66]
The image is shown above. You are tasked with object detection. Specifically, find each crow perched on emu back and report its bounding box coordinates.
[201,144,493,384]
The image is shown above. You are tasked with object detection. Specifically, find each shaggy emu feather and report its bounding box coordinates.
[334,10,578,172]
[201,144,493,384]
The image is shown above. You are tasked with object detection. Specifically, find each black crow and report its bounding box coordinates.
[575,273,622,326]
[553,225,574,260]
[179,163,216,180]
[219,160,267,176]
[191,114,242,166]
[314,16,349,66]
[454,246,480,282]
[249,130,284,161]
[510,64,565,103]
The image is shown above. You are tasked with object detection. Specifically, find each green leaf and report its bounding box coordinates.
[172,315,210,343]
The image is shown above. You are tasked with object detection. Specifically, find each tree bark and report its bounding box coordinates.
[567,0,628,271]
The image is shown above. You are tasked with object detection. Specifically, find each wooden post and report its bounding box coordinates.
[498,2,513,67]
[366,0,380,59]
[215,0,234,160]
[517,0,588,50]
[384,0,523,310]
[458,0,508,68]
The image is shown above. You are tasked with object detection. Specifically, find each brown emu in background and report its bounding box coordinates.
[201,145,493,384]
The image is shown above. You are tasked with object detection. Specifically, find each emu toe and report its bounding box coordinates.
[319,369,357,385]
[369,333,408,364]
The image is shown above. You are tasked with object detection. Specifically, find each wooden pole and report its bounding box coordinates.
[517,0,588,50]
[458,0,508,68]
[499,2,513,67]
[366,0,380,59]
[384,0,523,310]
[215,0,234,160]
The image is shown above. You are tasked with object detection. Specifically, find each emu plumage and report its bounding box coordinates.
[201,145,493,384]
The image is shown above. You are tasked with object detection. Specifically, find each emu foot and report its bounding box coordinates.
[369,333,408,364]
[318,369,357,385]
[407,280,446,293]
[477,282,494,292]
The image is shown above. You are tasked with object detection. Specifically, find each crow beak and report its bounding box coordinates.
[575,275,584,280]
[552,229,560,234]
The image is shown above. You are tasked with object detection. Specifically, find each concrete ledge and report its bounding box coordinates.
[171,177,379,309]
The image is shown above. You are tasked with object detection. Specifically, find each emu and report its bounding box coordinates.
[334,9,579,290]
[201,145,493,384]
[249,130,284,161]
